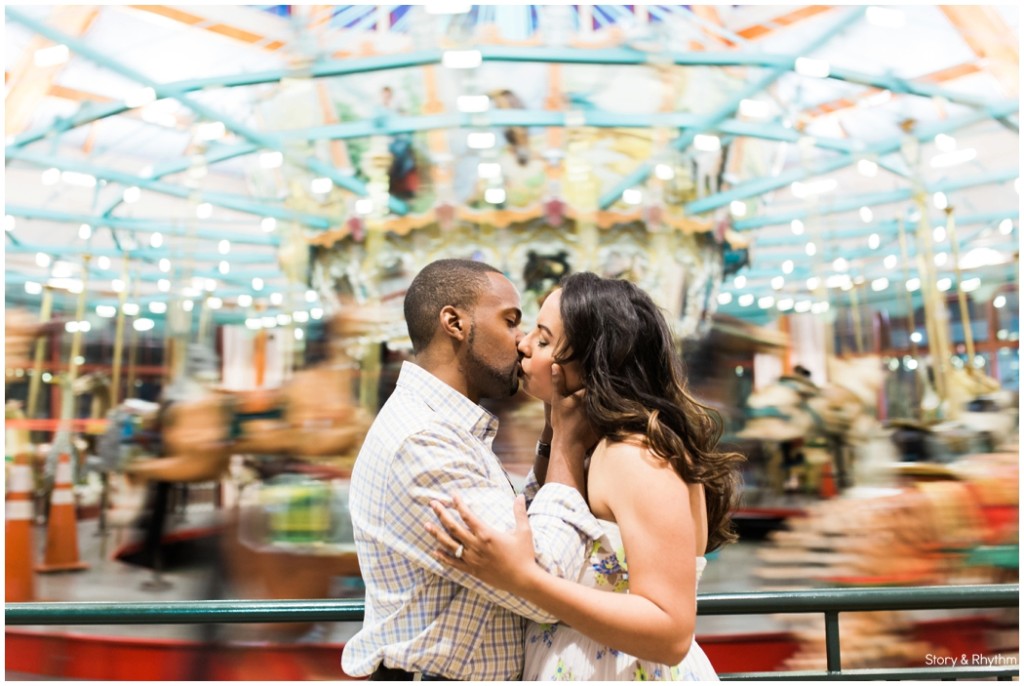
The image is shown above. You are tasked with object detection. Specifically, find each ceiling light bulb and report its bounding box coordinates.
[866,6,906,28]
[159,258,171,272]
[149,232,163,248]
[442,50,482,69]
[260,151,283,169]
[930,148,976,169]
[693,134,721,152]
[123,186,141,203]
[78,223,92,240]
[252,278,264,291]
[485,188,506,204]
[457,95,490,113]
[261,217,277,232]
[237,294,253,307]
[41,168,61,185]
[124,87,157,109]
[791,219,805,235]
[738,294,754,307]
[859,206,873,223]
[857,159,878,177]
[218,239,230,255]
[195,121,226,141]
[794,57,830,79]
[311,177,333,194]
[654,163,675,180]
[729,200,747,217]
[33,43,70,68]
[477,162,502,179]
[782,260,794,274]
[934,133,957,152]
[622,188,643,205]
[868,233,880,250]
[467,132,496,149]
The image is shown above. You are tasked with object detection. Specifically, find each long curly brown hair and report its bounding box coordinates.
[555,272,744,552]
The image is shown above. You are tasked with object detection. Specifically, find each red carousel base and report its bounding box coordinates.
[6,616,1007,680]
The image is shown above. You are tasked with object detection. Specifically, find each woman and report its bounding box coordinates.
[426,272,744,681]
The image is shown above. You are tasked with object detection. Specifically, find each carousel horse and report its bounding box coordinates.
[739,356,888,494]
[72,371,113,422]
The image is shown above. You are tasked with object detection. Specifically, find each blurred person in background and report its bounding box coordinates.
[343,259,604,681]
[428,272,744,681]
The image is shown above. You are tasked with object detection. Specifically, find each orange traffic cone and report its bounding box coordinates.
[6,453,36,601]
[35,452,89,573]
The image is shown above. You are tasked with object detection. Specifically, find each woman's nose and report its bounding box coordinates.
[517,336,530,355]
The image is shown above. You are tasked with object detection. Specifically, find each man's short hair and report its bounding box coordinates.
[404,259,502,353]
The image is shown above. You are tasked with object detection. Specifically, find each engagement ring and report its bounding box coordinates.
[454,544,464,560]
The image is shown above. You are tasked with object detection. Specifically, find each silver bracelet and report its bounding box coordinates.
[536,441,551,458]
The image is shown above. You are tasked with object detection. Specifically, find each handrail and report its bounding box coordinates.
[6,584,1019,681]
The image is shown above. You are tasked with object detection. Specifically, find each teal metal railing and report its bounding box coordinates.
[6,583,1019,681]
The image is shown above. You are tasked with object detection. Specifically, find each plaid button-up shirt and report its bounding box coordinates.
[342,361,603,680]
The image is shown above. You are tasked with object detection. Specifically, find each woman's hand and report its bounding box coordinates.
[426,494,540,594]
[550,363,598,457]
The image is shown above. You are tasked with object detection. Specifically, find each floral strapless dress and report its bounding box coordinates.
[523,520,718,681]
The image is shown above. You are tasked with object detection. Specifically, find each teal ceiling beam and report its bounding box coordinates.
[690,100,1020,218]
[5,205,281,246]
[599,6,867,210]
[293,110,859,155]
[732,167,1019,230]
[4,243,277,266]
[751,210,1016,248]
[94,142,261,263]
[5,7,407,216]
[6,148,330,228]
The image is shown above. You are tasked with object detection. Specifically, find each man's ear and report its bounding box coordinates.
[439,305,467,341]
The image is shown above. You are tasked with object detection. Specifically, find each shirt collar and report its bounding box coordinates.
[397,360,499,443]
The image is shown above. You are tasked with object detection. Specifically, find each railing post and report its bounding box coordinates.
[824,610,841,675]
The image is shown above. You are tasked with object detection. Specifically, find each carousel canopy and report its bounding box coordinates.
[4,4,1019,330]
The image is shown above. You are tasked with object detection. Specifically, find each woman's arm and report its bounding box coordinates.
[427,442,698,664]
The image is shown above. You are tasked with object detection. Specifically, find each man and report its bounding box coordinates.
[343,259,602,680]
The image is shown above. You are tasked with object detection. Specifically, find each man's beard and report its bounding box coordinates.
[466,324,520,399]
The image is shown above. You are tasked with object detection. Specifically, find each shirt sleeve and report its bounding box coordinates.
[386,426,604,623]
[522,467,541,506]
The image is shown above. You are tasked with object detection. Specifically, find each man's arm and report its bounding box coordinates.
[391,429,603,623]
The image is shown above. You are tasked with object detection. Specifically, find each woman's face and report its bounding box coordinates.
[517,290,582,402]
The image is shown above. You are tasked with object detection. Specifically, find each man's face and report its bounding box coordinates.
[464,272,524,400]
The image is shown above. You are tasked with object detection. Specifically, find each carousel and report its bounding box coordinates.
[4,4,1019,680]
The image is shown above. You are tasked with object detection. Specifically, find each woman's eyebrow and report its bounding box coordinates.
[537,323,554,337]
